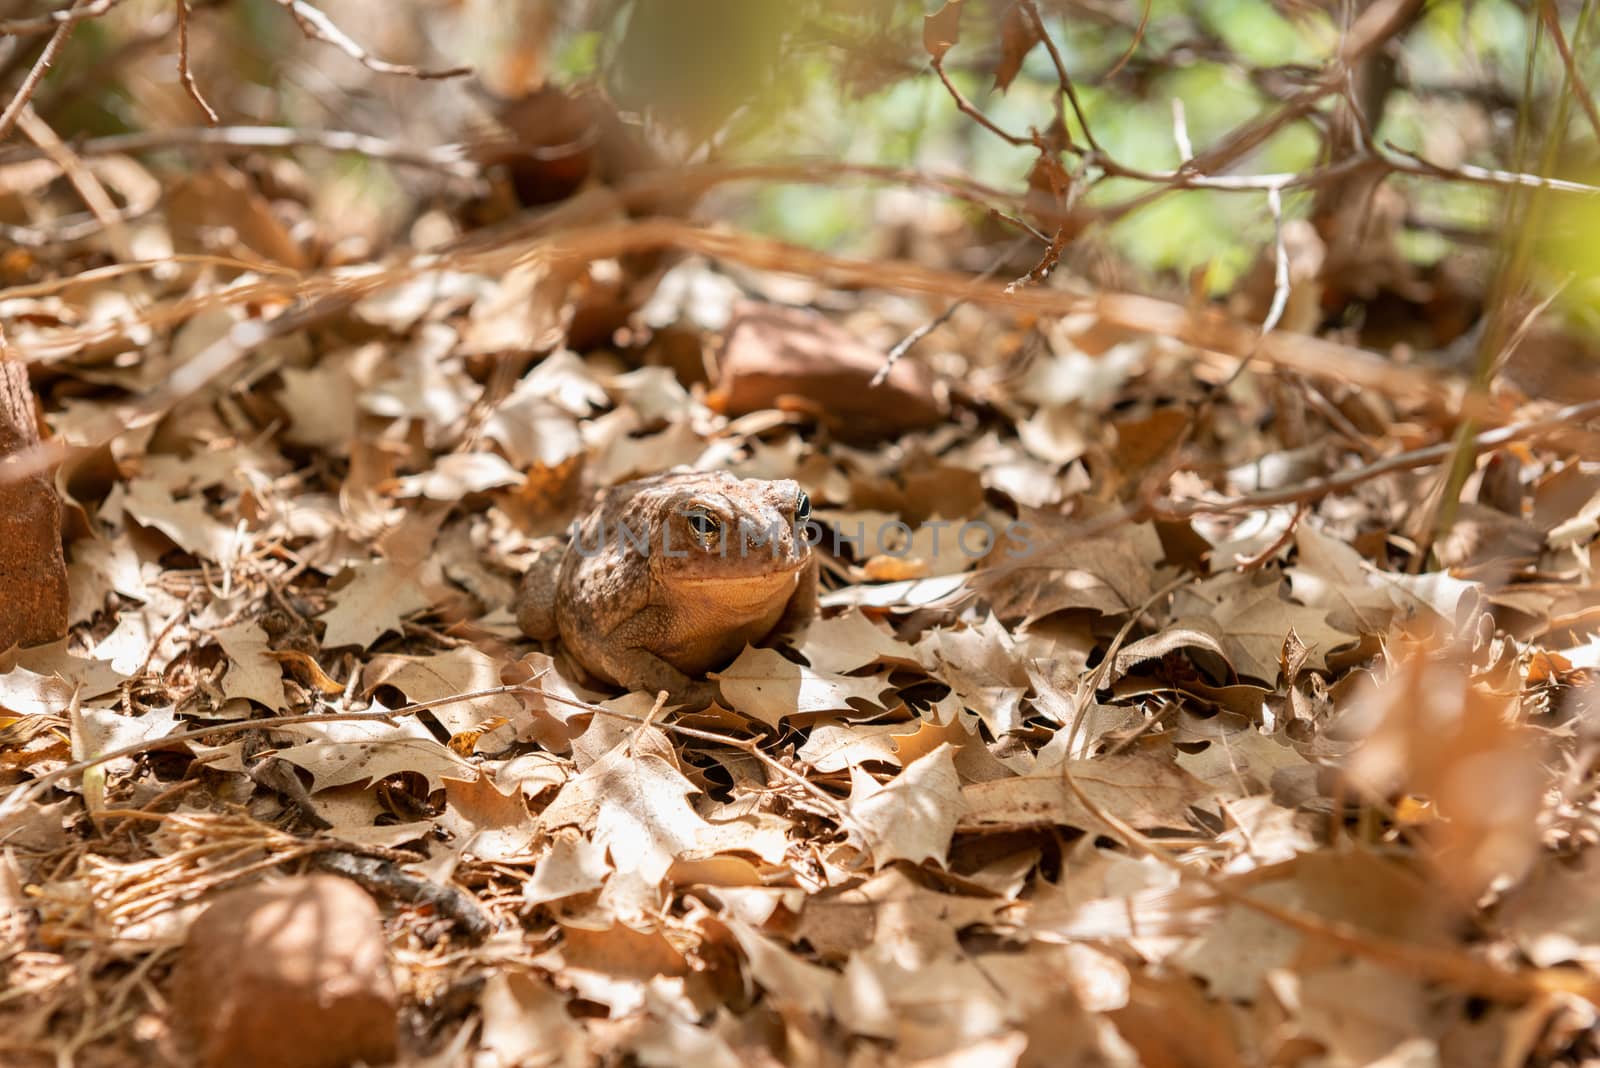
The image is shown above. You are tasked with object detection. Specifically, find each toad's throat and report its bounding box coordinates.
[663,568,802,611]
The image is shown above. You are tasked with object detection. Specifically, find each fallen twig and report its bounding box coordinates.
[1155,396,1600,519]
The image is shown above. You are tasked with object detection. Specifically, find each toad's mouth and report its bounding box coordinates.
[666,552,808,578]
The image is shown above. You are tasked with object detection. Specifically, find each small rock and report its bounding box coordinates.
[170,874,398,1068]
[708,303,946,441]
[0,359,68,650]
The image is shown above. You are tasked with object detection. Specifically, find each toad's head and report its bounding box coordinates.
[624,470,812,609]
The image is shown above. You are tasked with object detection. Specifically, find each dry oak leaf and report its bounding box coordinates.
[461,260,570,356]
[393,452,524,501]
[714,646,892,728]
[1288,523,1482,634]
[0,643,125,714]
[1295,959,1433,1067]
[960,752,1214,834]
[1172,570,1357,682]
[1499,850,1600,968]
[818,572,971,612]
[476,972,588,1068]
[359,323,479,444]
[119,478,237,563]
[923,0,966,60]
[833,942,1125,1060]
[481,396,582,470]
[0,796,74,854]
[844,743,967,869]
[277,360,360,452]
[588,417,706,487]
[142,441,287,496]
[272,713,471,793]
[974,518,1165,624]
[94,600,189,676]
[796,866,1003,965]
[921,614,1030,740]
[993,0,1043,91]
[1210,794,1319,867]
[75,704,182,770]
[524,831,611,907]
[363,647,523,736]
[1343,650,1546,904]
[303,786,432,849]
[504,348,610,417]
[607,365,699,426]
[536,729,715,884]
[1110,617,1233,681]
[1285,523,1405,634]
[1021,843,1212,947]
[1173,727,1310,798]
[317,560,431,650]
[726,919,837,1018]
[680,803,793,866]
[209,620,287,711]
[549,923,694,995]
[439,770,538,863]
[796,607,928,674]
[797,721,904,772]
[1172,848,1454,1002]
[66,537,150,624]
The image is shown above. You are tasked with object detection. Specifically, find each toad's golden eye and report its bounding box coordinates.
[796,491,811,524]
[686,510,720,543]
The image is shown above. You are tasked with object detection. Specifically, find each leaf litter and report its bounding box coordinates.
[4,79,1600,1068]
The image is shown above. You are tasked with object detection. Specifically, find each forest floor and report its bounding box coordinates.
[3,5,1600,1066]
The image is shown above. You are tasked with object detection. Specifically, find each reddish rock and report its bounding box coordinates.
[0,359,67,650]
[708,303,946,442]
[170,875,398,1068]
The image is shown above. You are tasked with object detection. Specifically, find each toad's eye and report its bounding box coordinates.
[686,510,720,543]
[795,491,811,524]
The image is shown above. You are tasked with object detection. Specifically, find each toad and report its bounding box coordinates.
[516,470,817,705]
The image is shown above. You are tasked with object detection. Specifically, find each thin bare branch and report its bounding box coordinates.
[1101,0,1151,80]
[930,55,1032,147]
[1155,396,1600,519]
[0,123,478,175]
[174,0,219,126]
[1170,97,1193,160]
[0,0,80,144]
[273,0,471,80]
[872,234,1035,387]
[1258,183,1291,335]
[1383,142,1600,196]
[1537,0,1600,144]
[16,105,133,260]
[0,0,122,35]
[1021,0,1098,152]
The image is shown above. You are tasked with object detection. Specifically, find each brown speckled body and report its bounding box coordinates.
[516,471,817,704]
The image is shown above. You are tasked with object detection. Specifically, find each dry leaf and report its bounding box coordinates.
[318,561,431,649]
[844,743,967,868]
[714,646,892,727]
[922,0,967,61]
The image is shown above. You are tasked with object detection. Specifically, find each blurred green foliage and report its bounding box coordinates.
[562,0,1594,297]
[29,0,1592,305]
